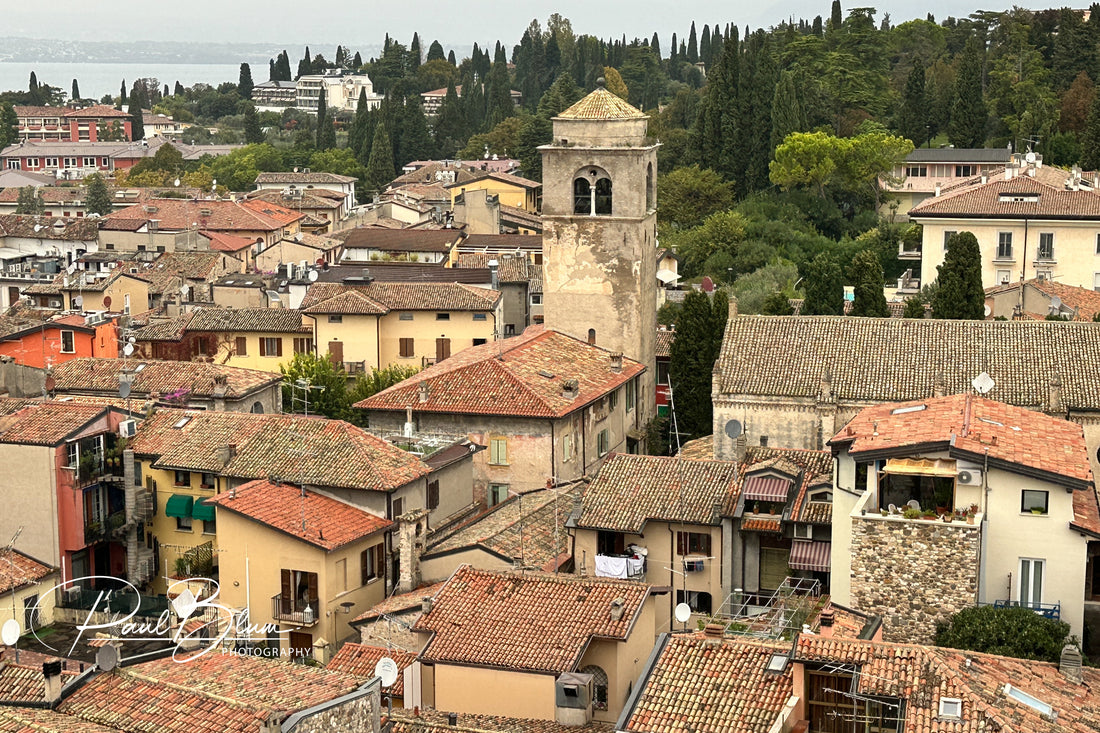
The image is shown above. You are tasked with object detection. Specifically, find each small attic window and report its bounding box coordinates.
[538,370,556,379]
[998,192,1039,202]
[1004,684,1054,717]
[891,404,926,415]
[172,416,192,429]
[939,698,962,719]
[766,654,788,673]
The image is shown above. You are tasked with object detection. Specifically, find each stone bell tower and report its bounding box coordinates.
[539,83,659,426]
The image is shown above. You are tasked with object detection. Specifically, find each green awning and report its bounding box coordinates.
[165,494,194,518]
[191,501,215,523]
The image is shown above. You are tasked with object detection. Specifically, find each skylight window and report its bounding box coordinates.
[1004,683,1054,718]
[766,654,788,672]
[891,404,926,415]
[172,417,192,429]
[939,698,962,719]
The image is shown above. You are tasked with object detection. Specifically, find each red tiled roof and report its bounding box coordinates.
[357,326,645,419]
[65,105,130,118]
[577,454,736,533]
[104,198,302,233]
[830,393,1092,486]
[910,171,1100,218]
[200,230,256,252]
[986,278,1100,321]
[0,663,75,703]
[129,409,430,491]
[338,228,464,252]
[655,329,674,359]
[326,643,417,695]
[300,281,499,314]
[51,357,279,399]
[414,566,650,674]
[0,549,54,594]
[0,402,107,445]
[622,634,791,733]
[740,518,782,532]
[0,707,114,732]
[388,710,612,732]
[58,653,363,732]
[210,479,391,551]
[352,581,447,623]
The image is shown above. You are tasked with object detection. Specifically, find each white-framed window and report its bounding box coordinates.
[997,232,1013,259]
[101,157,109,166]
[939,698,962,719]
[1037,232,1054,260]
[1094,273,1100,292]
[531,293,543,305]
[597,428,610,457]
[60,330,75,353]
[1019,557,1045,607]
[6,160,19,170]
[66,442,78,468]
[82,157,95,167]
[45,157,58,168]
[793,524,812,539]
[63,157,77,168]
[473,313,487,321]
[905,165,927,177]
[625,378,636,412]
[25,158,38,168]
[998,269,1012,285]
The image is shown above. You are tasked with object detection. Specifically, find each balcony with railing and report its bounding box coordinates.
[271,593,319,626]
[83,510,126,545]
[897,240,922,260]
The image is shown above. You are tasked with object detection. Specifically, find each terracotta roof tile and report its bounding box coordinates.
[414,566,650,673]
[0,402,107,445]
[0,707,114,732]
[64,105,129,118]
[187,307,305,333]
[352,581,447,623]
[357,326,644,419]
[655,329,674,358]
[200,230,255,252]
[301,281,498,314]
[911,170,1100,218]
[0,215,98,241]
[129,409,430,491]
[427,485,582,571]
[104,198,302,233]
[578,454,735,532]
[210,479,391,550]
[623,635,792,733]
[557,88,646,120]
[51,357,279,399]
[326,643,416,695]
[338,228,463,252]
[0,549,54,594]
[58,653,363,732]
[717,316,1100,411]
[830,393,1092,485]
[388,710,613,733]
[0,663,75,703]
[247,188,344,210]
[740,518,782,532]
[255,171,357,184]
[986,279,1100,321]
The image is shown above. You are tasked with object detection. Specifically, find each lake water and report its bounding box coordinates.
[0,62,249,99]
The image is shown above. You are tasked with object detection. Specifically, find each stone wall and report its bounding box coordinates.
[288,685,381,733]
[849,516,980,643]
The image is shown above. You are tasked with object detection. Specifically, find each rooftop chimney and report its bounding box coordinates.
[43,660,63,704]
[488,259,499,290]
[561,379,579,400]
[609,352,623,373]
[1049,374,1063,414]
[418,382,430,403]
[819,607,836,638]
[934,183,942,197]
[609,598,625,622]
[933,371,945,398]
[734,433,748,463]
[421,596,434,615]
[217,444,237,466]
[1061,643,1083,683]
[702,623,725,639]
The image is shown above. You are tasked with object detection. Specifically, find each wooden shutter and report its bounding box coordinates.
[235,337,247,356]
[376,544,385,578]
[676,532,687,556]
[400,338,414,358]
[275,338,283,357]
[259,338,267,357]
[360,549,370,584]
[280,569,291,613]
[328,341,343,364]
[436,338,450,361]
[428,480,439,510]
[307,572,318,605]
[700,533,712,555]
[393,497,403,517]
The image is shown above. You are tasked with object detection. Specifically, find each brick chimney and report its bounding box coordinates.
[818,607,835,638]
[933,372,945,398]
[1060,642,1083,683]
[217,444,237,467]
[418,382,430,404]
[735,433,748,463]
[1048,374,1063,414]
[396,508,429,593]
[609,352,623,373]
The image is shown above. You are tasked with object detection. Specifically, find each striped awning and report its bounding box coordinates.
[789,540,831,572]
[882,458,956,477]
[743,476,791,502]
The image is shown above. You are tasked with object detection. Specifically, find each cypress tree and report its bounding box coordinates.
[409,33,422,70]
[238,63,254,99]
[771,70,806,152]
[316,87,336,149]
[174,81,185,96]
[801,253,845,315]
[485,46,513,126]
[269,59,277,81]
[828,0,843,32]
[812,16,824,36]
[28,72,40,105]
[669,290,728,441]
[120,80,127,104]
[448,50,457,66]
[691,25,738,179]
[897,60,928,145]
[427,40,446,62]
[277,51,292,81]
[243,104,264,144]
[434,80,466,157]
[71,79,80,101]
[127,83,145,139]
[353,51,362,69]
[348,89,371,154]
[700,24,712,66]
[461,73,486,135]
[398,99,434,165]
[931,232,985,319]
[364,122,395,194]
[651,33,662,60]
[1082,91,1100,171]
[687,22,699,63]
[0,104,18,151]
[849,249,890,317]
[949,36,987,148]
[84,173,113,216]
[162,84,169,99]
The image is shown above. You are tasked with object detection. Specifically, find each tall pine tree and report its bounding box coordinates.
[801,253,845,315]
[897,60,928,145]
[316,87,336,149]
[949,36,987,148]
[669,289,729,441]
[243,104,264,144]
[238,63,254,99]
[364,122,395,194]
[71,79,80,102]
[771,70,806,152]
[849,249,890,317]
[687,22,699,63]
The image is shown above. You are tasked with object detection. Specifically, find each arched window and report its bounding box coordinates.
[587,328,596,345]
[646,162,654,211]
[250,401,264,414]
[580,665,609,710]
[573,178,592,215]
[594,177,612,215]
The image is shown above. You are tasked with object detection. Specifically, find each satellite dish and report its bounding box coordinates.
[723,419,743,439]
[95,643,119,672]
[119,379,131,399]
[971,371,995,395]
[103,296,112,309]
[374,657,399,688]
[674,603,692,624]
[308,270,319,282]
[72,296,82,308]
[0,619,20,646]
[983,304,991,317]
[1025,151,1037,164]
[122,343,134,357]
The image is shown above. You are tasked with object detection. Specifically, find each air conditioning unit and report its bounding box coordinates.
[119,419,137,438]
[683,558,706,573]
[957,463,983,486]
[62,586,82,606]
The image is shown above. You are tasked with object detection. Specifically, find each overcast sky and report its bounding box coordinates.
[2,1,1041,48]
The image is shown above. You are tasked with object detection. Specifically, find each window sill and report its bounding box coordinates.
[1022,512,1049,517]
[202,531,216,536]
[993,258,1016,264]
[487,462,510,467]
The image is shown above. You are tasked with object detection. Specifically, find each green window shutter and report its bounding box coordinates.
[165,494,194,518]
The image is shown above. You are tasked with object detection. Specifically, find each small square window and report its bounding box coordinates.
[939,698,962,719]
[436,313,450,321]
[399,312,413,321]
[176,515,193,531]
[174,470,191,487]
[328,315,343,323]
[473,313,487,321]
[1021,490,1048,515]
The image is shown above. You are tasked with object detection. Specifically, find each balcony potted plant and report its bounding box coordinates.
[921,509,937,521]
[903,507,922,520]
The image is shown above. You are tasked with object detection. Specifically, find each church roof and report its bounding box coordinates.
[557,87,646,121]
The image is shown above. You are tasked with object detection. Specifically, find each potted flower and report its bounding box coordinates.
[1031,507,1045,515]
[921,509,937,521]
[966,510,975,525]
[970,503,980,515]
